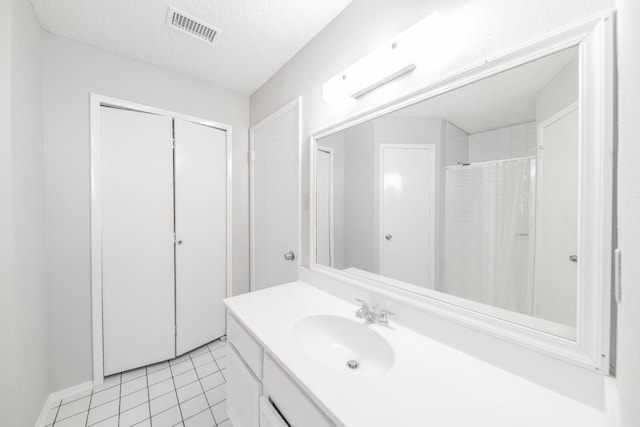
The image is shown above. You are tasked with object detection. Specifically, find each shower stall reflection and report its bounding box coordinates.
[442,158,536,317]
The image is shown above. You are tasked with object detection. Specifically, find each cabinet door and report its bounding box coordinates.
[259,397,289,427]
[174,119,228,355]
[101,107,176,375]
[228,344,261,427]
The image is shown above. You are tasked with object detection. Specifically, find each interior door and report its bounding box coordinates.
[174,118,228,355]
[251,100,300,291]
[380,144,435,288]
[533,107,578,326]
[101,106,176,375]
[316,147,334,267]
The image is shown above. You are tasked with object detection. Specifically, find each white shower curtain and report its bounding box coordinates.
[442,158,534,315]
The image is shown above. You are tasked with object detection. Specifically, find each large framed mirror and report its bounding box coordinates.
[310,15,613,372]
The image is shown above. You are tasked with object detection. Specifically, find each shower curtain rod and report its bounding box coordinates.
[446,155,535,169]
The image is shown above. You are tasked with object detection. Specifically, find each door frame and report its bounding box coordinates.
[89,94,233,385]
[378,144,436,288]
[249,97,302,292]
[316,145,335,268]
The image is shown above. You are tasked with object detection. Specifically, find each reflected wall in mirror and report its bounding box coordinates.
[315,46,580,338]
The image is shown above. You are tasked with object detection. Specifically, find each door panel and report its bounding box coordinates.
[174,119,227,355]
[381,145,434,288]
[251,102,299,291]
[101,107,176,375]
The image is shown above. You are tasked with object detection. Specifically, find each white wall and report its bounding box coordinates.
[0,0,49,425]
[42,33,250,391]
[343,122,376,271]
[0,1,16,424]
[536,58,579,123]
[445,122,469,166]
[614,0,640,425]
[250,0,616,409]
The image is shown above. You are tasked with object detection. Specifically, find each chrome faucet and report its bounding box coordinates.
[356,299,394,326]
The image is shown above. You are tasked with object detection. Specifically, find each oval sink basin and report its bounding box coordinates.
[294,315,395,376]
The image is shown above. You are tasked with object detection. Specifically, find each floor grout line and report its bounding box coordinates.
[83,388,94,427]
[145,366,153,427]
[50,400,62,426]
[178,406,213,425]
[87,395,120,412]
[54,390,93,408]
[207,343,226,383]
[167,355,186,424]
[188,352,218,426]
[213,355,226,383]
[116,373,123,427]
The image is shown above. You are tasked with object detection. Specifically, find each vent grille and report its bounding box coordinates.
[166,7,220,43]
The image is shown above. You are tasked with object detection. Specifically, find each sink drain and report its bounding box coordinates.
[346,359,359,369]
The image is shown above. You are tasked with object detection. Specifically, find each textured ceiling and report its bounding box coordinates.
[392,47,578,134]
[30,0,353,95]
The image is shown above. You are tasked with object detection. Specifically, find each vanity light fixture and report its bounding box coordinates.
[322,11,445,103]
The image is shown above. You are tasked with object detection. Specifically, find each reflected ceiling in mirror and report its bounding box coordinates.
[315,46,579,339]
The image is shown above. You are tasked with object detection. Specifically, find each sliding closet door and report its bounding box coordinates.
[174,119,227,355]
[101,107,176,375]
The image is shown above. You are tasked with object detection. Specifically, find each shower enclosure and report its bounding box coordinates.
[442,157,536,316]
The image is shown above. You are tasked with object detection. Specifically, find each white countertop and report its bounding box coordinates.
[224,281,606,427]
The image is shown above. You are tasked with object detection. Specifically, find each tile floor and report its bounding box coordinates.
[43,339,230,427]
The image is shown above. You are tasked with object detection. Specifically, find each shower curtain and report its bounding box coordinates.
[442,158,534,315]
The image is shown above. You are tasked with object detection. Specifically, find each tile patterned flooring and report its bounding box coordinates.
[43,339,230,427]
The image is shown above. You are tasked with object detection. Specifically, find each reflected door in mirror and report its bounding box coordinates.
[380,145,435,288]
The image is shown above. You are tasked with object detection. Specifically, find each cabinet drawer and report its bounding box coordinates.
[262,353,334,427]
[227,313,263,378]
[227,344,261,427]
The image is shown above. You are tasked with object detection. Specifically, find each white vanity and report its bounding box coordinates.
[224,281,606,427]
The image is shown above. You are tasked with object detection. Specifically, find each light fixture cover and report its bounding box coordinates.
[322,12,446,103]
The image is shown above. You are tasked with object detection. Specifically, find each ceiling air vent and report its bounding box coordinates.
[166,7,220,43]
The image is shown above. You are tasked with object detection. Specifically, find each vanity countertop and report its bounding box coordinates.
[224,281,606,427]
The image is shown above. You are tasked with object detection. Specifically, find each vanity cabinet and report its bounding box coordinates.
[226,313,335,427]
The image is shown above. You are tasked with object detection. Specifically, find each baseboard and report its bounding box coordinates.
[34,381,93,427]
[604,377,620,427]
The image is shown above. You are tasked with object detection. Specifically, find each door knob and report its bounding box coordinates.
[569,255,577,263]
[283,251,295,261]
[177,240,183,245]
[385,234,393,241]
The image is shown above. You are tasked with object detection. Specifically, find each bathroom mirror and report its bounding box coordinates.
[310,16,613,372]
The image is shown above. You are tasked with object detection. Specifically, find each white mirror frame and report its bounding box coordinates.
[309,13,614,373]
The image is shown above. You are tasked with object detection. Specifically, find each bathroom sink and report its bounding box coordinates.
[294,315,395,376]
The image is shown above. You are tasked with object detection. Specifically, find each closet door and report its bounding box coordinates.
[174,119,227,355]
[101,107,176,375]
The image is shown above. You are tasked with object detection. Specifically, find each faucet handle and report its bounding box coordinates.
[355,298,369,318]
[378,309,395,325]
